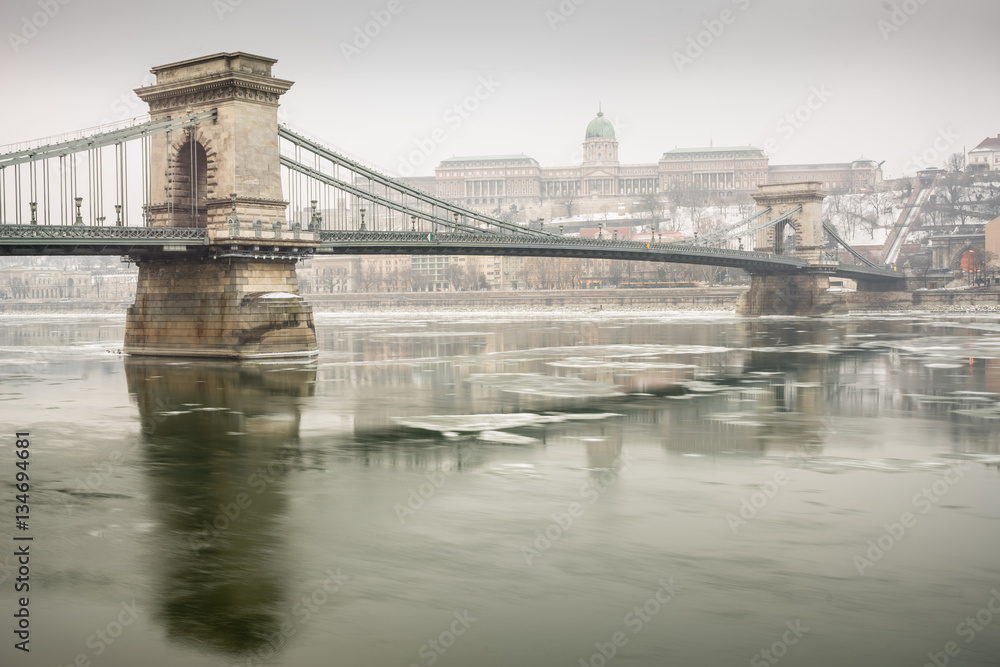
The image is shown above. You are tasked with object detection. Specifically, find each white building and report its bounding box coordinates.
[968,135,1000,172]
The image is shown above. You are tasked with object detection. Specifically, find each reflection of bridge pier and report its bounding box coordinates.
[126,357,314,658]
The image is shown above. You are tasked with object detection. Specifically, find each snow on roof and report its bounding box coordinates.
[970,135,1000,152]
[550,211,652,224]
[662,146,764,156]
[439,154,539,165]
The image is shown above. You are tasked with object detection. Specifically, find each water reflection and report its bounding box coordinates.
[4,313,1000,666]
[126,358,314,659]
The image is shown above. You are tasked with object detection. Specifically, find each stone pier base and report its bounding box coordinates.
[125,257,317,358]
[737,274,844,317]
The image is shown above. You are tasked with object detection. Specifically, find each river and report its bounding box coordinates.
[1,311,999,667]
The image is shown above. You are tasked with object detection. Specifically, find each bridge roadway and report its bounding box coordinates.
[0,225,901,282]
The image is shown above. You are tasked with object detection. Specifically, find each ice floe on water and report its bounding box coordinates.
[467,373,624,398]
[951,404,1000,420]
[786,456,969,475]
[679,380,737,394]
[392,411,622,434]
[482,463,542,479]
[477,431,537,445]
[546,359,697,371]
[890,336,1000,362]
[369,331,495,339]
[487,343,730,361]
[749,344,845,355]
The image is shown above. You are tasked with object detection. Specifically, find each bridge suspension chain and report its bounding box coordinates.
[739,206,803,244]
[823,222,882,270]
[0,111,217,228]
[684,207,772,248]
[278,125,557,238]
[281,155,489,235]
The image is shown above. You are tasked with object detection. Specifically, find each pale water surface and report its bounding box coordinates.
[1,311,999,667]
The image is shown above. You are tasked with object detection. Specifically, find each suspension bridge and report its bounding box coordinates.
[0,52,903,357]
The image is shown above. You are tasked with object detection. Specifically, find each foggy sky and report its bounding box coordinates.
[1,0,997,179]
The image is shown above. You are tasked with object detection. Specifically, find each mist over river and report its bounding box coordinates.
[1,311,999,667]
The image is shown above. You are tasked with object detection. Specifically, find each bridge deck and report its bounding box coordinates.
[0,225,902,281]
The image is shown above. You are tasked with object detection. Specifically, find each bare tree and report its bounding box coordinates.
[559,188,578,218]
[947,152,965,173]
[639,194,666,230]
[9,277,27,299]
[491,204,520,224]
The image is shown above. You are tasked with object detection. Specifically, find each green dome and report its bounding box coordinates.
[585,111,615,139]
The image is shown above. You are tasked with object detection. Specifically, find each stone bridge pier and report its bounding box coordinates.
[124,53,317,358]
[737,182,840,317]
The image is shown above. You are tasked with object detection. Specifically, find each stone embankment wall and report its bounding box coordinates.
[5,287,1000,316]
[845,290,1000,311]
[307,288,746,312]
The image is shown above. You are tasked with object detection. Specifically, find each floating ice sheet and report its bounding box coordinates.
[477,431,538,445]
[547,359,697,371]
[393,411,622,433]
[679,380,737,394]
[799,457,967,474]
[952,405,1000,420]
[467,373,624,398]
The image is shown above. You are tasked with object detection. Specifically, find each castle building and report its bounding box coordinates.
[406,110,883,224]
[768,159,883,192]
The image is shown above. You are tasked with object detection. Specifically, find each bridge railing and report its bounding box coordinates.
[0,224,207,241]
[316,231,808,262]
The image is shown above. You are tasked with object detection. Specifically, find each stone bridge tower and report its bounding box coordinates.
[137,52,292,230]
[739,182,838,316]
[125,53,317,358]
[751,182,827,262]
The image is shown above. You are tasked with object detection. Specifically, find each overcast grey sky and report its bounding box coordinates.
[2,0,996,178]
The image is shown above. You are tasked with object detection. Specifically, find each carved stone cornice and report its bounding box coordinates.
[752,183,828,206]
[135,73,294,111]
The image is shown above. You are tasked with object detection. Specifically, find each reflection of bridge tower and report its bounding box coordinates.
[739,182,837,316]
[125,53,318,358]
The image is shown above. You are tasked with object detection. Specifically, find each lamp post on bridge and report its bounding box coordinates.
[359,206,366,232]
[74,197,83,226]
[29,202,37,225]
[309,200,322,232]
